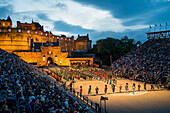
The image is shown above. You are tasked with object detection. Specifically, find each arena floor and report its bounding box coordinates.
[69,78,170,113]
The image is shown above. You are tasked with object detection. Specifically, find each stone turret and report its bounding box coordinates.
[0,16,12,28]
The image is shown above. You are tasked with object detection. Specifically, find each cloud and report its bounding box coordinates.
[54,21,95,34]
[2,0,148,34]
[90,28,148,45]
[0,5,13,18]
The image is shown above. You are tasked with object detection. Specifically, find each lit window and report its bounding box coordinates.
[45,33,47,36]
[27,30,30,33]
[0,29,1,32]
[55,55,57,62]
[49,51,52,54]
[53,36,54,38]
[18,29,21,32]
[69,39,71,41]
[41,32,43,35]
[43,55,45,62]
[8,29,11,32]
[61,37,63,40]
[65,38,67,40]
[35,31,37,34]
[57,37,59,39]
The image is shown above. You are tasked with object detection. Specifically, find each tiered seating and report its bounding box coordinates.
[0,49,91,113]
[111,38,169,84]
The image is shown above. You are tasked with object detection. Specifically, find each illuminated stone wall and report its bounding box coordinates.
[0,17,12,28]
[14,46,93,67]
[0,18,94,67]
[0,18,91,54]
[14,46,70,66]
[68,57,93,66]
[38,46,70,66]
[13,52,41,64]
[0,28,75,53]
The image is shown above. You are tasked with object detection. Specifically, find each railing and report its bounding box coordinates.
[71,88,106,113]
[45,69,107,113]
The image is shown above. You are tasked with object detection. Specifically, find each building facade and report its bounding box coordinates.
[0,17,93,66]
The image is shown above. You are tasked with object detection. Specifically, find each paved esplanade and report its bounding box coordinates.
[72,78,170,113]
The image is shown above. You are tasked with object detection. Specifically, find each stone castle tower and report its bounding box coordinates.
[0,17,92,54]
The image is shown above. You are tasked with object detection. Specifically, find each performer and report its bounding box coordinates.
[138,84,141,91]
[119,84,122,92]
[95,86,99,94]
[111,84,115,93]
[104,85,107,94]
[80,86,83,96]
[144,82,147,90]
[151,84,154,90]
[132,83,136,94]
[125,83,129,91]
[88,85,91,94]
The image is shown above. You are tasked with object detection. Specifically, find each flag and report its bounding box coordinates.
[149,25,152,28]
[155,24,157,26]
[166,22,168,26]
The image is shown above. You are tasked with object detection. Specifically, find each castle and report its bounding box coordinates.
[0,16,93,66]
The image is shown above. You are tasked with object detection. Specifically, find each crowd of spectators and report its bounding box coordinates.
[0,49,91,113]
[111,38,169,84]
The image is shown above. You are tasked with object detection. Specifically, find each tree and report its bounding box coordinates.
[87,36,139,66]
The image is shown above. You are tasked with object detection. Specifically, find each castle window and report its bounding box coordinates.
[48,51,52,55]
[18,29,21,32]
[53,36,54,38]
[55,55,57,62]
[41,32,43,35]
[57,37,59,39]
[69,39,70,41]
[0,29,1,32]
[65,38,67,40]
[43,55,45,62]
[27,30,30,33]
[61,37,63,40]
[35,31,37,34]
[45,33,47,36]
[8,29,11,32]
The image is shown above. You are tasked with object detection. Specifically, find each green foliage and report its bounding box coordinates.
[87,36,140,66]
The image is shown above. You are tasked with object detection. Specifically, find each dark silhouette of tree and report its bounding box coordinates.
[87,36,140,66]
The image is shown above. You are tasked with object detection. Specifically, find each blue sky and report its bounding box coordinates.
[0,0,170,45]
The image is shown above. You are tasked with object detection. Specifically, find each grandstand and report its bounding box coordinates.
[0,49,93,113]
[111,38,169,87]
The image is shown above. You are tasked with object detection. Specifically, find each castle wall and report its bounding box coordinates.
[39,46,70,66]
[0,28,75,53]
[0,20,12,28]
[68,57,93,66]
[0,30,31,52]
[13,52,41,64]
[75,41,91,51]
[0,18,93,67]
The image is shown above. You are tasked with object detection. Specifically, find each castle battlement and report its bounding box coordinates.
[0,17,94,67]
[0,17,92,55]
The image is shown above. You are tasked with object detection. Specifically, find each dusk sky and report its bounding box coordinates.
[0,0,170,44]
